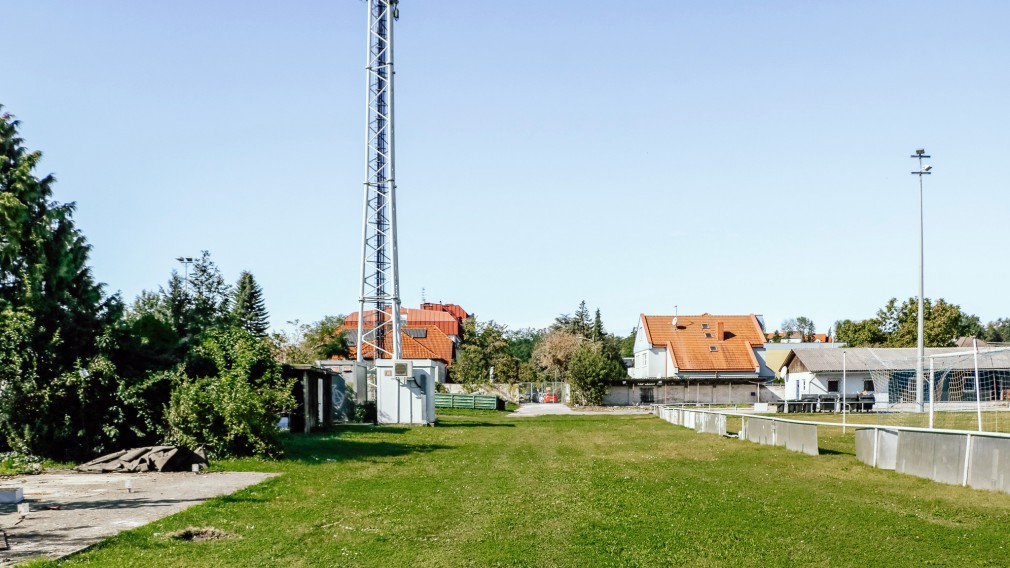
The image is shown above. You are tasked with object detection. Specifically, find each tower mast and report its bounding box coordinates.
[357,0,402,362]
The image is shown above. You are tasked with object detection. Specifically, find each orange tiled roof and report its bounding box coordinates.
[641,313,765,372]
[343,324,455,364]
[420,303,470,323]
[346,308,461,337]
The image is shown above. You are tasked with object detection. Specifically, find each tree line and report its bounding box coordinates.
[452,301,629,405]
[0,107,323,463]
[834,297,1006,348]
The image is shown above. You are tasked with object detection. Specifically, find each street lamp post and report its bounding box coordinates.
[911,149,932,412]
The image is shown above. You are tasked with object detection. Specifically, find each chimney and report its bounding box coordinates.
[716,321,725,341]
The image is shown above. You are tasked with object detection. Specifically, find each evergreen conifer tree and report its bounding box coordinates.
[231,270,270,337]
[0,107,122,459]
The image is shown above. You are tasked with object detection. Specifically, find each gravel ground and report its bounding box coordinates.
[0,470,275,565]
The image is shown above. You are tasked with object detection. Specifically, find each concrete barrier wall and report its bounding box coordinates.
[742,417,818,456]
[856,429,1010,495]
[695,413,727,436]
[896,431,967,486]
[780,422,819,456]
[655,407,725,436]
[683,411,696,430]
[968,436,1010,493]
[743,417,777,446]
[855,428,898,470]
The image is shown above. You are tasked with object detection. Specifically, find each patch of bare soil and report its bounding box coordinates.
[166,526,237,542]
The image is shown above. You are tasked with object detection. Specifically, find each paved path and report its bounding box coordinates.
[0,470,275,564]
[509,403,653,417]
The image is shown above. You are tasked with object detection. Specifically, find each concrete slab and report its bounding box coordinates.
[0,470,276,564]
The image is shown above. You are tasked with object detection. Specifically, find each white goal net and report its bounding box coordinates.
[868,345,1010,432]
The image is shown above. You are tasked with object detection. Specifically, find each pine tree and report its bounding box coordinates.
[188,251,231,335]
[231,270,270,337]
[0,107,122,459]
[573,301,591,338]
[592,308,605,340]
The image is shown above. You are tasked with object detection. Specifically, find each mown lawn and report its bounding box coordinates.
[44,410,1010,567]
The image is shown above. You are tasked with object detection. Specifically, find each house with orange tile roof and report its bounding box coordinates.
[608,313,775,405]
[345,307,466,341]
[342,324,455,365]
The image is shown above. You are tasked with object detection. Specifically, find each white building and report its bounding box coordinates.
[782,347,1010,409]
[610,313,774,405]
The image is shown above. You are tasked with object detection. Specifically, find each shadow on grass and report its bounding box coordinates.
[435,421,515,428]
[817,447,852,456]
[282,437,449,464]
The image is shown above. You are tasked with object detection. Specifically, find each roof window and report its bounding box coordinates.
[709,346,718,352]
[701,323,710,329]
[705,333,713,339]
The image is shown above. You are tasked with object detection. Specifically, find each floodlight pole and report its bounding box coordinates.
[176,256,194,291]
[911,149,931,412]
[842,351,847,434]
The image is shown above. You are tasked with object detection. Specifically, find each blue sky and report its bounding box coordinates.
[5,1,1010,337]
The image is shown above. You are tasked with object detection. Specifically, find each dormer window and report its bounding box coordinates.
[709,346,718,352]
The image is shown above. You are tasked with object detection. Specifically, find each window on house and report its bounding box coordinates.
[702,323,710,329]
[828,380,840,393]
[709,346,718,352]
[863,380,874,392]
[705,332,713,339]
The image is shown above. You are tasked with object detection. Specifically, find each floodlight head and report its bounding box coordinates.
[922,164,933,172]
[916,149,925,155]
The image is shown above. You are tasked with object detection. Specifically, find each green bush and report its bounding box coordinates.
[165,327,295,459]
[355,401,377,424]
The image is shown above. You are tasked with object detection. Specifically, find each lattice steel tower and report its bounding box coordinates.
[357,0,402,362]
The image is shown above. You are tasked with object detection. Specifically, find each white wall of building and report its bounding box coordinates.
[605,382,762,405]
[784,370,880,401]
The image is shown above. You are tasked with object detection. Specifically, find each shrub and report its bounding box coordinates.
[165,327,295,459]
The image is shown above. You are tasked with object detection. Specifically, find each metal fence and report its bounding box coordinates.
[434,393,499,410]
[516,382,566,404]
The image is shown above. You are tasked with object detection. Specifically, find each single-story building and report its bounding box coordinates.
[782,347,1010,411]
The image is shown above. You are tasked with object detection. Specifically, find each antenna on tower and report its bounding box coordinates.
[357,0,402,363]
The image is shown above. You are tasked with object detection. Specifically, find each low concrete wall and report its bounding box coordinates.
[855,428,898,470]
[780,422,819,456]
[897,431,967,486]
[654,407,725,436]
[743,417,776,446]
[655,407,814,453]
[968,436,1010,493]
[856,428,1010,495]
[741,417,819,456]
[695,412,727,436]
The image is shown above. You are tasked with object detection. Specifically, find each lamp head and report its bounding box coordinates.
[922,164,933,172]
[916,149,926,155]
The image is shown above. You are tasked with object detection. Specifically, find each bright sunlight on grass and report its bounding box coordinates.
[54,410,1010,567]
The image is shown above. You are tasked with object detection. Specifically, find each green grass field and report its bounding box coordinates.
[43,410,1010,567]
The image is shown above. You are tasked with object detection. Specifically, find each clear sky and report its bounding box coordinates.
[5,1,1010,338]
